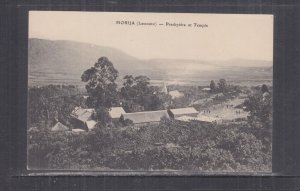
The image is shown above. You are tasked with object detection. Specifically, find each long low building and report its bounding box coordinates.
[69,106,200,128]
[168,107,199,119]
[121,110,170,126]
[176,115,222,124]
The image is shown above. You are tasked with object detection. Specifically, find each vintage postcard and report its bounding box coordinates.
[27,11,273,173]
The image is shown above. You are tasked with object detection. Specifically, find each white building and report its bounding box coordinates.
[202,87,211,92]
[168,90,184,99]
[109,107,126,121]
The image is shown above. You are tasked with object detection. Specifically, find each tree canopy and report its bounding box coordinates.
[120,75,170,112]
[81,57,119,109]
[210,80,216,92]
[218,79,227,93]
[261,84,269,93]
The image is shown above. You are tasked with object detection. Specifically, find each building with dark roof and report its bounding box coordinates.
[121,110,169,126]
[168,107,198,119]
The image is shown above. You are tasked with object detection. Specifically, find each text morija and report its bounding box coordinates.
[116,21,135,25]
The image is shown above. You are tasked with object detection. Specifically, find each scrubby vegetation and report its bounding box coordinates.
[28,118,271,171]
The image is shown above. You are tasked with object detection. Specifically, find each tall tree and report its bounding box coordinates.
[133,75,151,106]
[120,75,136,101]
[261,84,269,93]
[210,80,216,92]
[81,57,119,109]
[218,79,227,93]
[120,75,169,112]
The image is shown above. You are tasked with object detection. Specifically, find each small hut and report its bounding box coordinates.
[51,122,69,131]
[70,107,97,131]
[109,107,126,121]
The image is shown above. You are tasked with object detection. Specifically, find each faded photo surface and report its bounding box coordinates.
[28,11,273,173]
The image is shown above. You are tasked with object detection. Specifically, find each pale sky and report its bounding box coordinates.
[29,11,273,61]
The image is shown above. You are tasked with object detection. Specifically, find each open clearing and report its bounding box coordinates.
[199,96,249,121]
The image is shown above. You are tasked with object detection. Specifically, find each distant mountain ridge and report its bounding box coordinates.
[29,38,141,73]
[28,38,272,87]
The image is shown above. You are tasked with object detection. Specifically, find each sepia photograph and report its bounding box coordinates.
[27,11,273,173]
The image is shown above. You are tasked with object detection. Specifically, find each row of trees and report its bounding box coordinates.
[28,57,171,128]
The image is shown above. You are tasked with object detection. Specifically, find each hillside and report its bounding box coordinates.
[28,38,273,87]
[29,39,142,72]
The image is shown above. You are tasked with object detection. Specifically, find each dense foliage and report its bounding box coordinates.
[28,118,271,171]
[120,75,172,112]
[28,85,83,128]
[243,85,272,151]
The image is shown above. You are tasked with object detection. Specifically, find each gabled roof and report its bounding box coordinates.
[122,110,169,124]
[86,120,97,130]
[109,107,126,119]
[51,122,69,131]
[168,107,198,115]
[70,107,95,122]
